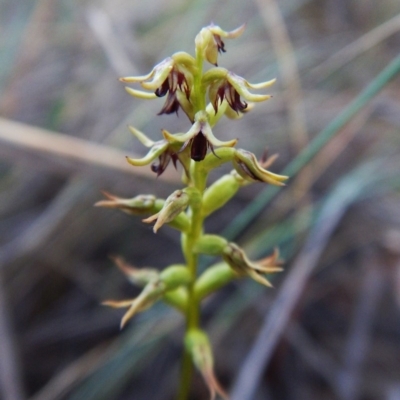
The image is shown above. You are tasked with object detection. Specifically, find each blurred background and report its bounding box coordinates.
[1,0,400,399]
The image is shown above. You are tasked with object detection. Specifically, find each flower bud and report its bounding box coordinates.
[222,243,283,287]
[195,23,245,66]
[193,235,228,256]
[104,261,194,327]
[194,262,237,300]
[202,172,241,216]
[143,189,190,233]
[95,192,156,215]
[233,149,288,185]
[184,329,228,400]
[162,110,237,163]
[159,264,191,290]
[103,280,165,329]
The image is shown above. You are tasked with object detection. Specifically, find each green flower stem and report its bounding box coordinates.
[178,160,207,400]
[108,23,286,400]
[193,49,206,112]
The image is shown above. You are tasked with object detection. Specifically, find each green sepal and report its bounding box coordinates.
[193,234,228,255]
[194,262,237,300]
[202,173,241,216]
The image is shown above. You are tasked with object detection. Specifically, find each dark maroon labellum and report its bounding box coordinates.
[191,132,208,162]
[155,78,169,97]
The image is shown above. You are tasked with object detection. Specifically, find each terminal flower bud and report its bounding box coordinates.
[120,52,196,119]
[195,23,245,66]
[233,149,288,185]
[184,329,228,400]
[222,244,283,287]
[143,189,190,233]
[94,192,156,215]
[203,68,276,114]
[162,110,237,162]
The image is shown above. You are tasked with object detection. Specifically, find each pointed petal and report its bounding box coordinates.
[247,270,274,287]
[234,149,289,184]
[142,212,159,224]
[119,69,155,83]
[227,73,273,102]
[161,129,181,143]
[201,123,237,147]
[125,86,157,99]
[141,58,175,90]
[126,142,169,166]
[128,126,155,147]
[164,121,200,143]
[120,301,143,329]
[245,78,276,89]
[102,299,136,308]
[94,191,119,207]
[210,23,246,38]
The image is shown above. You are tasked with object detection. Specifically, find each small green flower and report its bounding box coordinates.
[195,23,245,66]
[162,110,237,162]
[203,68,276,114]
[143,189,190,233]
[120,52,196,119]
[103,280,165,329]
[94,192,156,215]
[126,126,190,177]
[233,149,288,185]
[222,244,283,287]
[103,258,191,328]
[185,329,228,400]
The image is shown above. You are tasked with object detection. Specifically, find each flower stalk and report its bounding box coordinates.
[98,23,287,400]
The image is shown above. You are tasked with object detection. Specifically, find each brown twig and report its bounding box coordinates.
[0,117,179,183]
